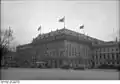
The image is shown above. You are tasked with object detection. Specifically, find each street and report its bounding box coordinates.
[1,68,119,80]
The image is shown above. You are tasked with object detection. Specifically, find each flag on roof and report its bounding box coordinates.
[38,25,41,31]
[59,16,65,22]
[80,24,84,29]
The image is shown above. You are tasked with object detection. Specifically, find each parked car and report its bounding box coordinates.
[15,64,20,68]
[73,64,86,70]
[31,64,36,68]
[46,65,52,68]
[60,65,70,69]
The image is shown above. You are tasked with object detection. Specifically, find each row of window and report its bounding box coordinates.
[47,51,90,57]
[66,44,89,57]
[43,45,89,57]
[45,49,65,57]
[94,47,119,53]
[93,53,119,59]
[95,61,120,65]
[43,60,91,65]
[5,56,13,61]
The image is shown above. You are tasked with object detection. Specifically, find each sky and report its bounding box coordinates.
[1,0,119,45]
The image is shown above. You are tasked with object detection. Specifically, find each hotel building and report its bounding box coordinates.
[16,28,120,68]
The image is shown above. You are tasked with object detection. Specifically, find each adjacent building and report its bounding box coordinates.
[92,42,120,68]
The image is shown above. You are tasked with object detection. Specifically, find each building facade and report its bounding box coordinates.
[92,42,120,68]
[16,28,120,68]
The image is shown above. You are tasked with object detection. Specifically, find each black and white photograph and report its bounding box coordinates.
[1,0,120,80]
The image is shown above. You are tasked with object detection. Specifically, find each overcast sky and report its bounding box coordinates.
[1,0,119,45]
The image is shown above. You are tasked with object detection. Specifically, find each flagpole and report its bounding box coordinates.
[79,24,84,34]
[86,33,88,39]
[82,29,85,35]
[113,28,115,41]
[40,28,41,35]
[0,25,2,44]
[119,27,120,42]
[64,16,65,29]
[40,25,41,35]
[38,25,42,35]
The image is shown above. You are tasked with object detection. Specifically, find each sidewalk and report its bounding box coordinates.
[90,69,118,72]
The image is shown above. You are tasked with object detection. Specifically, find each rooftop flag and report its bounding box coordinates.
[80,24,84,29]
[38,25,41,31]
[58,16,65,28]
[59,16,65,22]
[38,25,42,35]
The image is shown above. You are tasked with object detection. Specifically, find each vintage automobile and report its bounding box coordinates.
[60,64,71,69]
[73,64,87,70]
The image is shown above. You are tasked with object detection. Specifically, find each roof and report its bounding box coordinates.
[32,28,104,44]
[92,41,119,48]
[17,43,33,50]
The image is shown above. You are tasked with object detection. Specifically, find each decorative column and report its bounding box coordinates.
[48,60,51,67]
[57,60,59,68]
[52,60,55,68]
[55,60,57,68]
[73,60,76,67]
[76,60,78,67]
[51,60,53,68]
[48,60,52,67]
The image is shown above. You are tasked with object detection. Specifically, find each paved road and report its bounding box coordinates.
[1,68,119,80]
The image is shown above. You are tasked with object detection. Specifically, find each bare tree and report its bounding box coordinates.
[0,27,14,56]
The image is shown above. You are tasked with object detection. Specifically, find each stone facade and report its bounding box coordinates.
[16,28,120,68]
[92,42,120,68]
